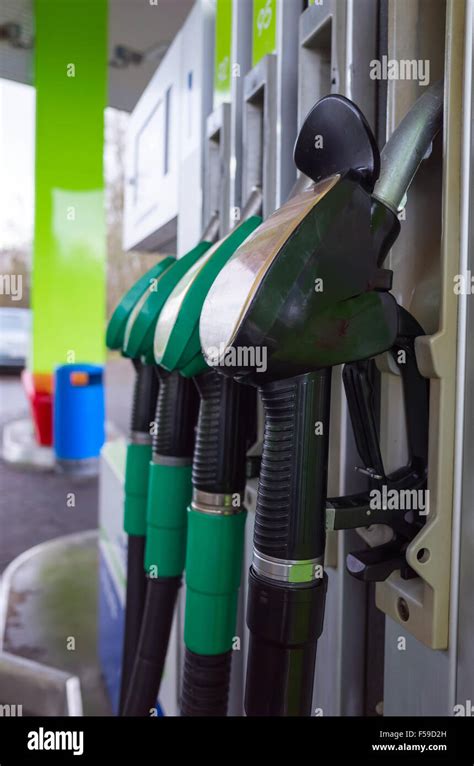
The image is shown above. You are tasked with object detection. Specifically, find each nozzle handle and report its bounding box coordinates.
[255,370,331,562]
[152,371,199,459]
[180,373,254,716]
[244,370,331,716]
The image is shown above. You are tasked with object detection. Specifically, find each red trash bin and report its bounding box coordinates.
[22,369,53,447]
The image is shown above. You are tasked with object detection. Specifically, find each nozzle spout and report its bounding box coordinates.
[373,80,444,213]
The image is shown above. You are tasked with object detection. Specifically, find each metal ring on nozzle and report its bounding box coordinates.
[372,80,444,214]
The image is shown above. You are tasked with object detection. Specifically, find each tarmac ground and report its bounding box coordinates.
[0,358,134,573]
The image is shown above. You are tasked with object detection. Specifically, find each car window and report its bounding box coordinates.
[0,311,31,330]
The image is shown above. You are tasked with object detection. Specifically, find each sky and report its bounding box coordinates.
[0,78,35,249]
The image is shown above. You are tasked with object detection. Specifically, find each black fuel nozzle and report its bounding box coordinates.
[200,143,399,715]
[200,91,402,386]
[199,82,442,716]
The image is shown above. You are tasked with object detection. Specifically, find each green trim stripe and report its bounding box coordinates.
[252,0,277,67]
[184,507,247,655]
[214,0,233,106]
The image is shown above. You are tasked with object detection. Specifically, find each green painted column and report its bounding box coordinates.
[32,0,108,375]
[214,0,233,107]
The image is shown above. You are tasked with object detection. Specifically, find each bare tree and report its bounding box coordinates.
[0,109,158,316]
[105,109,157,321]
[0,245,30,308]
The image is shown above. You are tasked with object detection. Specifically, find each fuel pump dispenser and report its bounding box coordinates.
[200,82,442,715]
[102,0,470,722]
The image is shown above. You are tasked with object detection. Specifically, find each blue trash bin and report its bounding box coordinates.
[54,364,105,473]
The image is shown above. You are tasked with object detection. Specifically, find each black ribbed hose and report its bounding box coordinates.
[192,371,254,493]
[180,371,255,717]
[130,359,160,433]
[151,370,199,458]
[123,370,199,717]
[119,361,159,714]
[245,370,330,716]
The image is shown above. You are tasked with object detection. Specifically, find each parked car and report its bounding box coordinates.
[0,307,31,371]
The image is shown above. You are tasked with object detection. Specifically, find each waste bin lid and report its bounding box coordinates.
[55,365,103,391]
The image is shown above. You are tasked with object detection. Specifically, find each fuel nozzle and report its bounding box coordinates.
[151,217,262,717]
[106,256,174,713]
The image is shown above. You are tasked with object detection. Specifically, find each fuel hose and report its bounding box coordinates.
[123,370,199,716]
[119,360,159,713]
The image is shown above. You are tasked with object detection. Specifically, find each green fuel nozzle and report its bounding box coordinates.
[106,257,174,713]
[107,244,214,716]
[118,244,213,718]
[152,217,261,717]
[121,219,261,717]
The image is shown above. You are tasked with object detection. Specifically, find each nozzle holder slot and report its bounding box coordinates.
[242,54,278,219]
[203,103,231,239]
[370,0,461,651]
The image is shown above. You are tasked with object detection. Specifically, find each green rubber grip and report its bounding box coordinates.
[106,258,174,352]
[184,507,247,655]
[159,216,262,375]
[145,463,193,577]
[123,443,152,536]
